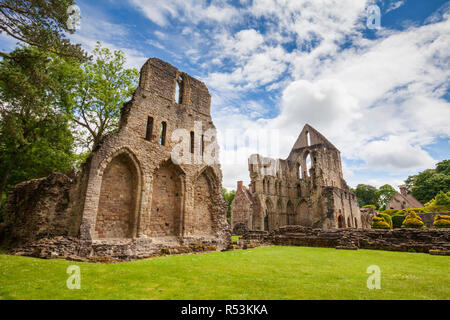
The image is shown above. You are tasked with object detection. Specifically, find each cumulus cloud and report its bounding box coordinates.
[64,0,449,189]
[361,136,436,171]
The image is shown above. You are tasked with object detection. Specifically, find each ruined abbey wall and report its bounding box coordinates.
[232,125,362,232]
[1,58,231,256]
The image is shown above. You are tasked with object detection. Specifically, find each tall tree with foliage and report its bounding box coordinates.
[0,46,77,207]
[351,184,379,208]
[65,42,139,151]
[405,160,450,204]
[376,184,397,210]
[0,0,86,61]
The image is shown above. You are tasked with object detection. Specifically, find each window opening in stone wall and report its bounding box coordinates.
[175,75,184,104]
[145,116,153,141]
[298,164,303,179]
[190,131,194,154]
[160,122,167,146]
[201,134,204,156]
[306,153,312,177]
[306,131,311,146]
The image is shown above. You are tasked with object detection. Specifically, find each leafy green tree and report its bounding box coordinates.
[426,191,450,211]
[351,184,379,208]
[376,184,397,210]
[0,46,76,206]
[65,42,139,150]
[0,0,86,61]
[405,160,450,204]
[222,188,236,222]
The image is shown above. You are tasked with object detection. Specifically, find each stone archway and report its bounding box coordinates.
[95,153,139,239]
[189,167,217,237]
[297,201,311,227]
[149,160,183,237]
[265,198,273,231]
[338,215,345,229]
[287,201,295,225]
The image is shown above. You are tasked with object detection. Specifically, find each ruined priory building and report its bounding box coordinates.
[231,125,363,233]
[1,58,231,258]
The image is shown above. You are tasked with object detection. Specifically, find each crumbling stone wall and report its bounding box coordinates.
[230,181,253,232]
[1,58,231,257]
[80,58,230,249]
[241,226,450,254]
[233,124,362,232]
[1,173,82,246]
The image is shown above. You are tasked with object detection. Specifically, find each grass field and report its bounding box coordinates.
[0,246,448,300]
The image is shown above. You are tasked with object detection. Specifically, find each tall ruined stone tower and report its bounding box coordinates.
[2,58,231,257]
[232,124,361,232]
[80,58,230,247]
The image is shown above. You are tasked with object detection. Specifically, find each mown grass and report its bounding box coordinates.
[0,246,448,300]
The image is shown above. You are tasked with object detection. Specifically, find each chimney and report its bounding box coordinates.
[237,181,243,190]
[399,185,407,197]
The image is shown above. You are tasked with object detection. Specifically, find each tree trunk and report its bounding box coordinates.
[0,171,10,208]
[0,163,12,209]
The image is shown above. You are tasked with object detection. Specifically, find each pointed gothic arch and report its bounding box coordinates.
[149,159,184,237]
[95,150,142,239]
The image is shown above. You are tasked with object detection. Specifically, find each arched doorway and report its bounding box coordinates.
[150,160,183,237]
[297,201,310,226]
[265,199,273,231]
[287,201,295,225]
[95,153,139,239]
[190,168,216,236]
[338,215,345,229]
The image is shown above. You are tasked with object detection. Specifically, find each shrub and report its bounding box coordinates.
[372,216,390,229]
[398,208,426,215]
[433,214,450,228]
[363,204,377,209]
[382,209,400,216]
[392,215,406,229]
[377,213,392,228]
[423,205,448,213]
[402,211,425,229]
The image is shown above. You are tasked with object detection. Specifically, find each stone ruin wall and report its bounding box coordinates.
[241,226,450,255]
[0,58,231,258]
[230,181,253,234]
[233,125,362,233]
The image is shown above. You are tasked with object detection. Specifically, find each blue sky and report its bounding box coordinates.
[1,0,449,191]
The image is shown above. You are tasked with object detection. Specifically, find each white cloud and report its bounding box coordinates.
[124,0,450,189]
[129,0,240,26]
[361,135,436,171]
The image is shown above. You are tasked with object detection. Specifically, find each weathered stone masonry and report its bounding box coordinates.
[1,58,231,259]
[232,125,363,233]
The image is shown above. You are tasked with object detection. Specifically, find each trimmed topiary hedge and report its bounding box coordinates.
[372,216,390,229]
[392,215,406,229]
[377,213,392,228]
[433,214,450,228]
[402,211,424,229]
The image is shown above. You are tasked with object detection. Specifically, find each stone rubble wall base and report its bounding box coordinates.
[8,236,228,262]
[240,225,450,255]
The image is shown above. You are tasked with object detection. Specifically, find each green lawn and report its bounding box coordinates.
[0,246,448,300]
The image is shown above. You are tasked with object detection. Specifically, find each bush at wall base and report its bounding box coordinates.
[392,214,406,229]
[401,211,425,229]
[433,214,450,228]
[372,216,391,229]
